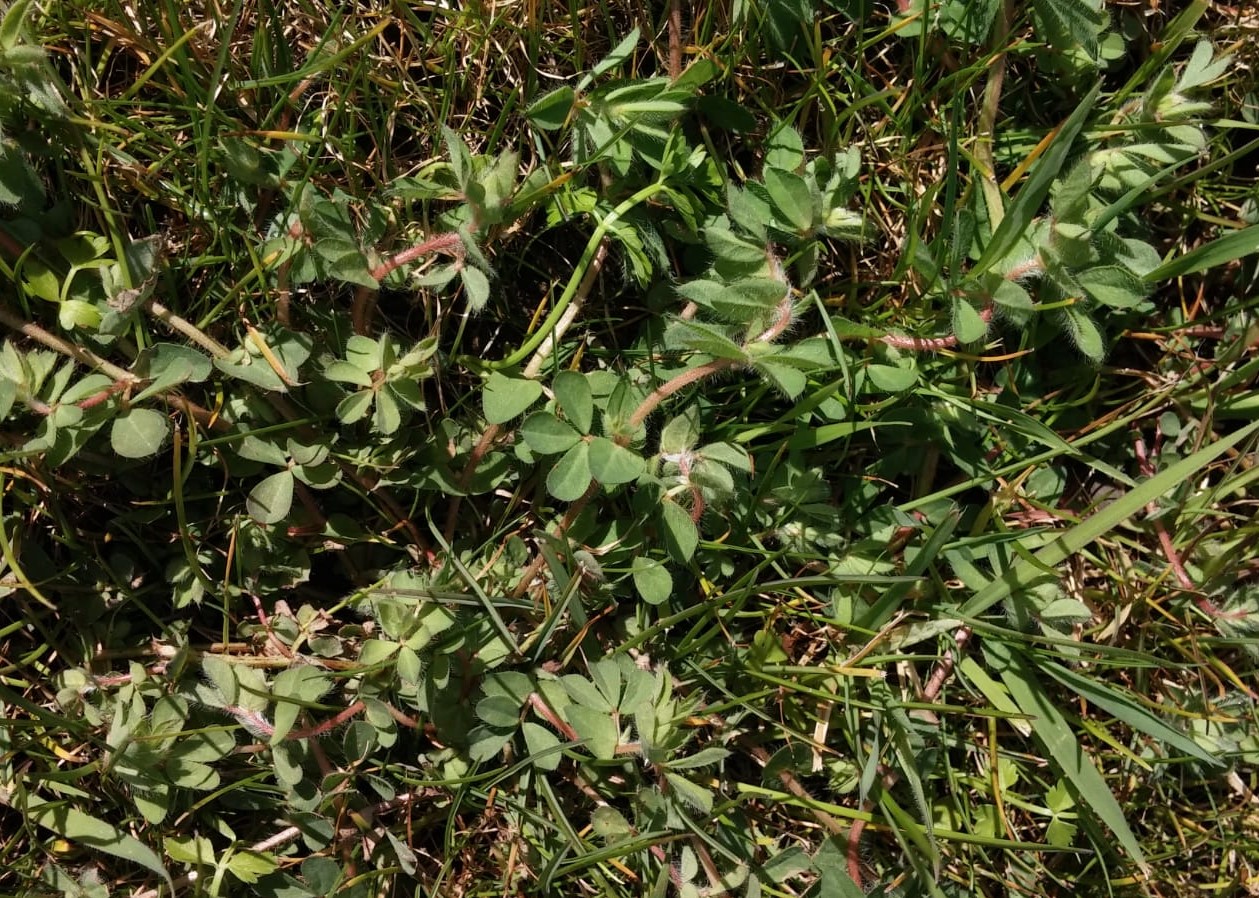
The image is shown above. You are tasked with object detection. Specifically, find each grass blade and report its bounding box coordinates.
[1038,660,1221,766]
[971,82,1101,275]
[984,641,1148,872]
[960,419,1259,618]
[4,789,172,886]
[1144,223,1259,282]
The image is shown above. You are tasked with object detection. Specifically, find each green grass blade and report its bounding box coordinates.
[984,641,1148,872]
[861,507,960,630]
[4,789,172,886]
[1038,659,1221,766]
[959,419,1259,618]
[425,513,520,656]
[971,82,1101,275]
[1144,224,1259,282]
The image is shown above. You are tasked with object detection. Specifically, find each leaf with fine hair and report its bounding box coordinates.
[483,372,543,424]
[972,81,1101,276]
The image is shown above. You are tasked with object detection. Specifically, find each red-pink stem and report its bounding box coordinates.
[1132,430,1243,620]
[371,231,464,281]
[226,699,366,741]
[879,304,994,352]
[627,358,736,433]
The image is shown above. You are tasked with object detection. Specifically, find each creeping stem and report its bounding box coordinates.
[489,180,668,370]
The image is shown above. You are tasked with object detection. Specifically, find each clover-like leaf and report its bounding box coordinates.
[373,388,402,434]
[663,771,714,813]
[952,299,989,343]
[591,806,634,842]
[110,408,168,458]
[324,360,374,387]
[314,238,377,288]
[552,370,593,434]
[755,359,806,398]
[476,694,523,729]
[631,556,672,605]
[587,436,642,485]
[563,674,613,712]
[865,363,917,393]
[567,704,619,760]
[521,411,582,454]
[992,278,1034,313]
[659,497,698,562]
[336,389,373,424]
[522,721,563,771]
[665,318,748,361]
[547,441,593,501]
[705,226,766,273]
[483,372,544,424]
[247,469,295,525]
[270,667,333,744]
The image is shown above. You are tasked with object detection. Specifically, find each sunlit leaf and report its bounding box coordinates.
[110,408,168,458]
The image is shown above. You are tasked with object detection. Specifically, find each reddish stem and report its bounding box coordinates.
[289,700,366,739]
[529,692,579,741]
[76,380,130,410]
[1132,430,1244,620]
[371,231,464,281]
[626,358,737,434]
[879,304,994,352]
[667,0,683,80]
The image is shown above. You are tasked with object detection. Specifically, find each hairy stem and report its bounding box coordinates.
[147,300,232,358]
[0,306,136,383]
[627,357,737,434]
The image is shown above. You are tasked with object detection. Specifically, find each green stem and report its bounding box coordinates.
[487,179,667,370]
[148,301,232,358]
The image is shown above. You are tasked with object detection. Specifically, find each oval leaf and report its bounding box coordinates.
[587,436,643,485]
[952,299,989,343]
[547,442,592,501]
[110,408,169,458]
[521,411,581,455]
[461,265,490,311]
[476,693,523,728]
[631,556,672,605]
[552,370,593,434]
[527,86,575,130]
[247,470,295,525]
[865,364,917,393]
[521,721,563,771]
[660,498,699,561]
[1077,265,1148,309]
[763,167,814,233]
[567,703,619,760]
[1063,307,1105,363]
[484,372,544,424]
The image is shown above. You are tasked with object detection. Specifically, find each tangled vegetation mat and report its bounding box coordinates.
[1,1,1258,896]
